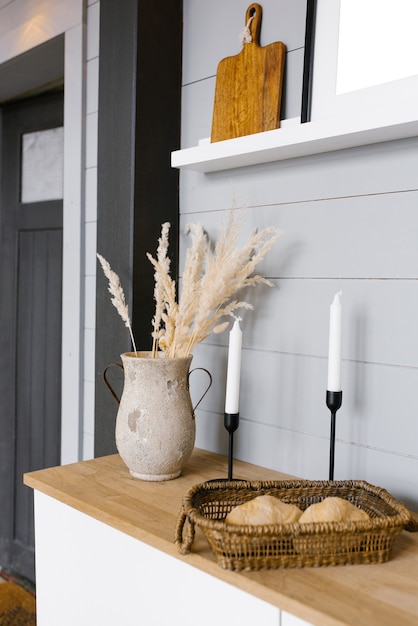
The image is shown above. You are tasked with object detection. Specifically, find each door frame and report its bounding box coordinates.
[0,1,86,464]
[0,0,183,462]
[94,0,183,456]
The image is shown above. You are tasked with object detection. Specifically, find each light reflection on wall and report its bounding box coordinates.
[21,14,54,46]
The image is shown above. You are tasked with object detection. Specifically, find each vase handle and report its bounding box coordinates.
[188,367,212,412]
[103,363,124,405]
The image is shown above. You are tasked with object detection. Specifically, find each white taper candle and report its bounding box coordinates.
[225,318,242,413]
[327,291,343,391]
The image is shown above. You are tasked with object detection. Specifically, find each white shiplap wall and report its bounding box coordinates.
[180,0,418,510]
[82,0,100,460]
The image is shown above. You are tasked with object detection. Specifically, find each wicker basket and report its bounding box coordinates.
[175,479,416,571]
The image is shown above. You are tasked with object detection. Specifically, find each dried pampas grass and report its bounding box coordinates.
[96,253,138,354]
[98,210,282,358]
[147,210,282,357]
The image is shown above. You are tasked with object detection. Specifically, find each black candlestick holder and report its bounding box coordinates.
[326,390,342,481]
[224,412,240,480]
[206,411,244,483]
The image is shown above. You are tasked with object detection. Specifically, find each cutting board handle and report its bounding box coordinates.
[245,3,262,46]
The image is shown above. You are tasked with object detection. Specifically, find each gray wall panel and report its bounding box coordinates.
[183,0,307,85]
[179,137,418,212]
[191,342,418,456]
[181,0,418,508]
[180,190,418,279]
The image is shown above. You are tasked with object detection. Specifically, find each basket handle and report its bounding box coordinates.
[174,508,195,555]
[404,517,418,532]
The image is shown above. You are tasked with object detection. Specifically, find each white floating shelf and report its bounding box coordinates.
[171,107,418,173]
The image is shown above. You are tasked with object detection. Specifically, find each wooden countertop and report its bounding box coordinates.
[24,449,418,626]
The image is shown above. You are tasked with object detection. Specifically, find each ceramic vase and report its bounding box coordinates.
[104,351,211,481]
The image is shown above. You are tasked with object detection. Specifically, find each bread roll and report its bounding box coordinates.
[299,497,369,524]
[225,495,302,525]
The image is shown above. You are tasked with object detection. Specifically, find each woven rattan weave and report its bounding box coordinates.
[175,479,414,571]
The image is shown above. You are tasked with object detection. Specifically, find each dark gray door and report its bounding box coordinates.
[0,90,63,581]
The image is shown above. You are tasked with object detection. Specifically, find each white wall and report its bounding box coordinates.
[82,0,100,460]
[180,0,418,510]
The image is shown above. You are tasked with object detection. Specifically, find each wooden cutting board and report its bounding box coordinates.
[211,3,286,143]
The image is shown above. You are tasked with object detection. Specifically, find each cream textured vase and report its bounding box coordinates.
[105,352,211,481]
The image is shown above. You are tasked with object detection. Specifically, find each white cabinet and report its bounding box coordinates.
[34,491,309,626]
